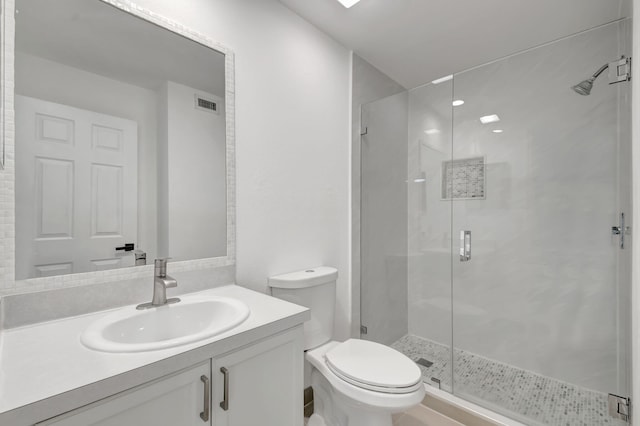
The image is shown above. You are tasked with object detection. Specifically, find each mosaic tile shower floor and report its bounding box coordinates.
[391,335,626,426]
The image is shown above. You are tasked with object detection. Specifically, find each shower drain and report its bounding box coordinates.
[415,358,434,368]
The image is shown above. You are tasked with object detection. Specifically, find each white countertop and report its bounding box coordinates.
[0,285,309,424]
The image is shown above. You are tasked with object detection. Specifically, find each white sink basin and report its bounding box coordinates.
[81,295,250,353]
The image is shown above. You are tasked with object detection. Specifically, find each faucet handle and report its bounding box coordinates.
[154,258,172,276]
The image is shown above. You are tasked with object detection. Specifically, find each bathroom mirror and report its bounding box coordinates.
[12,0,233,280]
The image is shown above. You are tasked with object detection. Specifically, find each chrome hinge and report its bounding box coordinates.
[609,56,632,84]
[608,394,630,422]
[612,213,630,249]
[360,325,368,335]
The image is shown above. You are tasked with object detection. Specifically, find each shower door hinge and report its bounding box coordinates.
[612,213,629,249]
[608,394,630,422]
[609,56,631,85]
[360,325,368,335]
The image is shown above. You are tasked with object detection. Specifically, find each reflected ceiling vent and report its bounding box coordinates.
[431,74,453,85]
[195,95,219,114]
[479,114,500,124]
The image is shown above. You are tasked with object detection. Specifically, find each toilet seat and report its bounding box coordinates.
[307,341,425,411]
[324,339,422,394]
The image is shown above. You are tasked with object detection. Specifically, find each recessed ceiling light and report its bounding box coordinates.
[480,114,500,124]
[452,100,465,107]
[432,75,453,85]
[336,0,361,8]
[424,129,441,135]
[492,129,504,133]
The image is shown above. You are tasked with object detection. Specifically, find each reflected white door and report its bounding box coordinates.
[16,95,138,279]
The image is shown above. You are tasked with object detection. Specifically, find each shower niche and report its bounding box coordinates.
[441,157,485,200]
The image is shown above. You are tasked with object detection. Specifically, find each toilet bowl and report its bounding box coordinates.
[307,340,424,426]
[268,267,424,426]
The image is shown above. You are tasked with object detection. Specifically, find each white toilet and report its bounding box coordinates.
[268,267,425,426]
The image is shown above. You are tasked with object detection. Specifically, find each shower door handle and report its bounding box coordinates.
[460,231,471,262]
[612,213,627,249]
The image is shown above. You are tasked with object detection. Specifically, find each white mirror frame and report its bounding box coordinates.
[0,0,235,295]
[0,0,6,170]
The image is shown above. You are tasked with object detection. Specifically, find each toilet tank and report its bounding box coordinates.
[268,267,338,350]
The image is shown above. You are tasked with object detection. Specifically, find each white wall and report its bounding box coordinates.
[14,52,159,265]
[158,81,226,260]
[132,0,352,338]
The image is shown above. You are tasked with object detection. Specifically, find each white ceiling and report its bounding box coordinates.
[16,0,226,96]
[279,0,631,89]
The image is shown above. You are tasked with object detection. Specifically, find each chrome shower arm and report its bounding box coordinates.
[592,63,609,79]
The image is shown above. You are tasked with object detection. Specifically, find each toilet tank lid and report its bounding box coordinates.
[268,266,338,289]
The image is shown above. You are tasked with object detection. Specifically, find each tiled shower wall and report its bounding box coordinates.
[407,79,454,353]
[407,20,631,395]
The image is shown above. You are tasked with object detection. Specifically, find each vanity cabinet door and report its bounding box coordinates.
[212,326,304,426]
[37,361,212,426]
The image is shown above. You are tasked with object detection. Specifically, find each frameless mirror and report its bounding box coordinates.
[14,0,229,279]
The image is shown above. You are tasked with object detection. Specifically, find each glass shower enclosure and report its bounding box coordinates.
[360,19,631,426]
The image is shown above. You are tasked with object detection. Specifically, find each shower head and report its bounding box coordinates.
[571,56,631,95]
[571,77,595,96]
[570,61,610,96]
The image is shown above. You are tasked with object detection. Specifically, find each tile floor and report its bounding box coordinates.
[306,405,464,426]
[391,335,626,426]
[392,405,466,426]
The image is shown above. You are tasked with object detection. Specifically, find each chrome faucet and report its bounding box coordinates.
[136,258,181,310]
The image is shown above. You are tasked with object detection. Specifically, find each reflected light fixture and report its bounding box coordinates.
[424,129,441,135]
[336,0,361,7]
[480,114,500,124]
[452,100,465,107]
[492,129,504,134]
[432,75,453,85]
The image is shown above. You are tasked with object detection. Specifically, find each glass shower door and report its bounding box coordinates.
[450,20,631,425]
[401,80,455,391]
[360,81,456,391]
[360,92,410,346]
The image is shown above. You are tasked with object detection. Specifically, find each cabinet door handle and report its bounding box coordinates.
[220,367,229,411]
[200,375,210,422]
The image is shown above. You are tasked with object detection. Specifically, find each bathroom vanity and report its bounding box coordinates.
[0,285,309,426]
